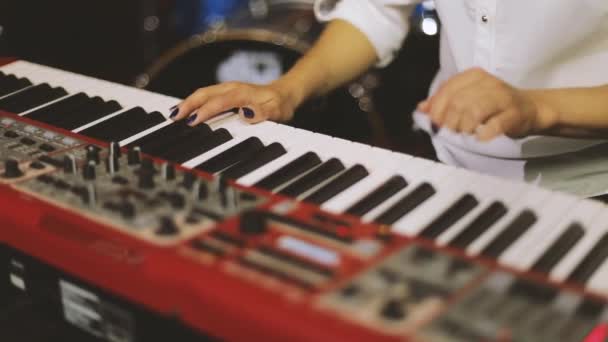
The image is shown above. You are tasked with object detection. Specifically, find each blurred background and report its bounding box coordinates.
[0,0,440,339]
[0,0,440,156]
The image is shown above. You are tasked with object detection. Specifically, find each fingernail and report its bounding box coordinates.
[242,107,255,119]
[169,107,179,118]
[186,114,197,125]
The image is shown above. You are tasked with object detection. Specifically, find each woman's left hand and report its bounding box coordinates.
[417,67,556,141]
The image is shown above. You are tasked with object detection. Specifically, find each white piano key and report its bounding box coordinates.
[181,122,280,170]
[465,186,555,255]
[3,61,180,113]
[119,120,173,147]
[0,85,33,101]
[71,107,133,133]
[586,244,608,294]
[550,210,608,283]
[363,160,449,223]
[181,136,249,170]
[434,175,530,245]
[499,198,604,272]
[321,171,396,214]
[293,167,352,200]
[391,167,476,236]
[237,148,312,187]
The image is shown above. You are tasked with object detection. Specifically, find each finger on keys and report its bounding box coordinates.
[425,67,488,127]
[171,82,238,121]
[187,93,247,126]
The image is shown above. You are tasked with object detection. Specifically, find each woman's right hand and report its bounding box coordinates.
[169,80,302,126]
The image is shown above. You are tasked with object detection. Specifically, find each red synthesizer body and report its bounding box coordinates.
[0,59,607,342]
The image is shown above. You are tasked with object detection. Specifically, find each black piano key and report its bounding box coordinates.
[345,176,408,217]
[195,137,265,173]
[0,82,49,108]
[44,96,105,129]
[42,96,121,130]
[0,83,68,113]
[375,182,436,225]
[81,106,148,139]
[221,142,287,180]
[419,194,479,239]
[25,92,91,121]
[279,158,346,198]
[566,232,608,285]
[105,111,166,142]
[0,83,58,110]
[449,201,508,249]
[0,74,31,97]
[127,121,192,150]
[142,123,213,156]
[304,164,369,205]
[531,223,585,274]
[480,210,537,259]
[254,152,322,191]
[80,107,160,141]
[166,128,232,164]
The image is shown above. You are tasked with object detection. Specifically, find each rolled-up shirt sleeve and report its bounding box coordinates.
[314,0,419,67]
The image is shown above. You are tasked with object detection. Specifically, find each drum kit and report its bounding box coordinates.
[134,0,440,151]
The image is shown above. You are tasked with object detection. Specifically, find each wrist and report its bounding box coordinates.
[526,90,560,134]
[271,76,307,109]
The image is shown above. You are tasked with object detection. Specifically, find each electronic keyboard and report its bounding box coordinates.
[0,60,607,342]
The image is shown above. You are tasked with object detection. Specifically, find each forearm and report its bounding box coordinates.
[531,85,608,138]
[272,19,378,108]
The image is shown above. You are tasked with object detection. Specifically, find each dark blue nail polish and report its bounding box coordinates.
[186,114,197,125]
[169,108,179,118]
[243,107,255,119]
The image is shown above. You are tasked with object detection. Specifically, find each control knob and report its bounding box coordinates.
[127,146,141,165]
[83,161,96,180]
[2,159,23,178]
[239,210,267,235]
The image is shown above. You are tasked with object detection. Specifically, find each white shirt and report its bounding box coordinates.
[315,0,608,197]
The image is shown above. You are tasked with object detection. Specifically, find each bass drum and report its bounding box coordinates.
[135,0,377,143]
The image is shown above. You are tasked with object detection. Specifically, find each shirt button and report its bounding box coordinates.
[481,15,489,23]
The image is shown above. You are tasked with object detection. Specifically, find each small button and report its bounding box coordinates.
[156,217,180,236]
[111,176,129,185]
[53,180,71,190]
[29,161,46,170]
[36,174,54,184]
[3,130,19,138]
[118,201,136,219]
[481,15,489,23]
[3,159,23,178]
[168,193,185,209]
[20,137,36,146]
[340,284,361,298]
[380,299,406,320]
[185,215,200,225]
[39,143,56,152]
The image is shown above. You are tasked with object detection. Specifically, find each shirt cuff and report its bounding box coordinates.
[314,0,414,67]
